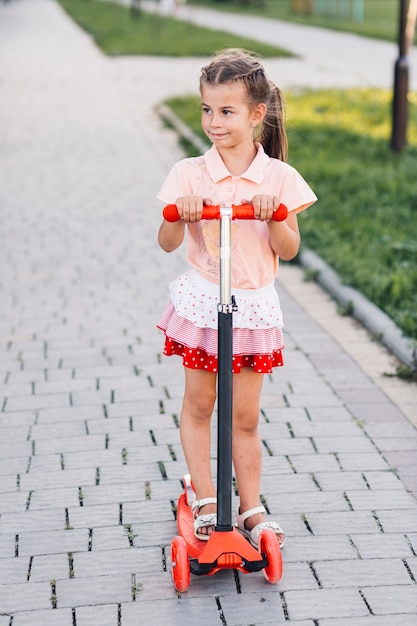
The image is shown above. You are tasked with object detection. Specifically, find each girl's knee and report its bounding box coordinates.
[233,406,260,435]
[183,387,216,420]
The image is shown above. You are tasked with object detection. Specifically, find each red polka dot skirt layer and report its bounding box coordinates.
[157,269,286,374]
[163,337,284,374]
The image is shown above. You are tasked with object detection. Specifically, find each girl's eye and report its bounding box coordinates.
[202,107,212,115]
[223,109,232,115]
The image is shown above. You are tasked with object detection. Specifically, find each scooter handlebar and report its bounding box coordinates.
[162,203,288,223]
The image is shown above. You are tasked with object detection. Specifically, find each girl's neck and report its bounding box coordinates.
[218,143,257,177]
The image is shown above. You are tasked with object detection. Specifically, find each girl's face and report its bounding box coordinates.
[200,82,266,153]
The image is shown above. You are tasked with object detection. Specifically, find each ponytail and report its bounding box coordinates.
[257,83,288,162]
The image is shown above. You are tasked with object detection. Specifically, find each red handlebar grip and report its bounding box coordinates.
[201,205,221,220]
[163,204,221,222]
[232,203,288,221]
[162,204,181,222]
[272,203,288,222]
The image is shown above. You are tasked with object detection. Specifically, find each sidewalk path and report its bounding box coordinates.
[146,0,417,91]
[0,1,416,624]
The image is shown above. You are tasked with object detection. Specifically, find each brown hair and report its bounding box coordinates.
[200,48,288,161]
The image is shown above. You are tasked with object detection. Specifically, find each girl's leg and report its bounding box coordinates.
[180,367,217,533]
[232,368,267,531]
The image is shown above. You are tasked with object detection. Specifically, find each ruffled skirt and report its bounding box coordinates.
[157,269,285,374]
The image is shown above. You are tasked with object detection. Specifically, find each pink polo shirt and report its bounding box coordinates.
[158,144,317,289]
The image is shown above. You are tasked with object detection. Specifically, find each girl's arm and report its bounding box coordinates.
[158,219,185,252]
[158,196,205,253]
[249,194,301,261]
[267,211,300,261]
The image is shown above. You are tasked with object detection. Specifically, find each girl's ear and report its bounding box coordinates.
[252,103,267,126]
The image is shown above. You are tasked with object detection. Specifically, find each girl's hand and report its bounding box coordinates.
[243,195,282,221]
[175,196,211,223]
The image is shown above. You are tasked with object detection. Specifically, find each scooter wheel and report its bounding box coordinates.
[259,529,283,584]
[171,536,190,592]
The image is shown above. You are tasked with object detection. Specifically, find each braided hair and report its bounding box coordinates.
[200,49,288,162]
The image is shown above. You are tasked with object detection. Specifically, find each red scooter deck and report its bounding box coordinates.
[174,491,282,585]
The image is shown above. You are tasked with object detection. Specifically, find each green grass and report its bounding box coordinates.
[191,0,417,44]
[164,89,417,341]
[57,0,292,56]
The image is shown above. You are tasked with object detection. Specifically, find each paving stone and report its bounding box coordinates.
[220,591,286,624]
[286,453,342,473]
[28,487,82,510]
[239,561,318,593]
[305,511,382,536]
[349,533,416,559]
[286,393,344,408]
[121,597,221,626]
[11,609,75,626]
[76,604,119,626]
[345,489,417,511]
[19,468,97,491]
[73,546,162,577]
[89,525,131,551]
[312,436,378,455]
[280,535,357,563]
[362,469,406,491]
[36,405,105,423]
[29,553,71,583]
[261,437,316,456]
[257,472,320,494]
[314,557,413,588]
[176,568,238,598]
[0,556,31,584]
[55,573,134,608]
[0,580,52,613]
[0,508,65,533]
[18,528,89,557]
[320,616,417,626]
[4,394,70,412]
[131,520,176,547]
[337,453,391,471]
[0,441,32,460]
[312,471,371,492]
[0,492,32,516]
[289,420,364,438]
[266,491,351,515]
[362,584,417,615]
[375,509,417,534]
[284,587,370,620]
[298,406,354,422]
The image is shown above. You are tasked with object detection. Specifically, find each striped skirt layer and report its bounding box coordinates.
[157,269,285,374]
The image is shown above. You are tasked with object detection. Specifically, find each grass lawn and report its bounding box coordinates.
[57,0,292,56]
[164,89,417,342]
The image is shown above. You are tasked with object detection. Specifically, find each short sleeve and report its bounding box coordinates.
[277,162,317,214]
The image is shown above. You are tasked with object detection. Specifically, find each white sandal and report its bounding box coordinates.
[235,506,285,548]
[191,497,217,541]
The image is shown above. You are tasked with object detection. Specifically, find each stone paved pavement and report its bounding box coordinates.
[0,1,417,624]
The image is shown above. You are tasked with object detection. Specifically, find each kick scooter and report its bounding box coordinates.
[162,202,288,592]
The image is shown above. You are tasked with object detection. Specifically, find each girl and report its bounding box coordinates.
[157,49,317,548]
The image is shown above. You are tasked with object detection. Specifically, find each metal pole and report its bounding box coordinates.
[216,209,233,531]
[391,0,409,152]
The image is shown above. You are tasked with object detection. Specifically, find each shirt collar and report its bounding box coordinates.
[204,143,269,184]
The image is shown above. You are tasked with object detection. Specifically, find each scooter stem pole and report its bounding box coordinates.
[216,208,233,531]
